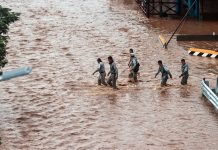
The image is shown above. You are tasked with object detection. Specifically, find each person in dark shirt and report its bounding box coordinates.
[155,60,172,86]
[93,58,107,86]
[129,53,140,82]
[107,56,118,89]
[179,59,189,85]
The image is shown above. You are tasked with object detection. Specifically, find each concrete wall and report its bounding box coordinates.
[203,0,218,13]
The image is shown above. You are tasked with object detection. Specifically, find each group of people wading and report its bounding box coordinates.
[93,48,189,89]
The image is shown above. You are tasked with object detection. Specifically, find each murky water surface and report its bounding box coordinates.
[0,0,218,149]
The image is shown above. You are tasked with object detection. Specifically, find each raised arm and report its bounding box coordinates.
[114,63,118,78]
[155,67,160,78]
[168,70,172,78]
[107,70,111,76]
[93,64,100,75]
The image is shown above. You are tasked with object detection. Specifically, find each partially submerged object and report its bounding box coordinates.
[177,34,218,41]
[158,35,167,48]
[201,78,218,110]
[0,66,32,81]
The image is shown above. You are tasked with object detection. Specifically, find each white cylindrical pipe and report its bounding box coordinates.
[0,67,32,81]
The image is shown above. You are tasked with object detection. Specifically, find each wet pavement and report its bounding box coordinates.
[0,0,218,149]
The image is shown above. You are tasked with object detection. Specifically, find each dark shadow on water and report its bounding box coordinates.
[107,94,118,105]
[158,87,170,100]
[179,86,191,98]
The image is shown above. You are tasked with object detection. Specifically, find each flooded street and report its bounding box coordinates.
[0,0,218,149]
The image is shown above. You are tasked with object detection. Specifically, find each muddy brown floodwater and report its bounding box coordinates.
[0,0,218,149]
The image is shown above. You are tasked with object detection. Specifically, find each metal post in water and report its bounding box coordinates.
[216,77,218,94]
[147,0,150,18]
[176,0,181,14]
[203,78,209,86]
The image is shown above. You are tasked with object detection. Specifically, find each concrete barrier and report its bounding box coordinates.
[177,35,218,41]
[0,67,32,81]
[189,48,218,58]
[201,78,218,110]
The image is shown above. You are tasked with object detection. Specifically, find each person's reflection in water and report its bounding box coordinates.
[107,94,118,105]
[159,88,170,100]
[156,88,171,108]
[179,86,191,98]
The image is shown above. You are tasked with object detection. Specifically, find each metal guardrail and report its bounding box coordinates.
[0,66,32,81]
[201,78,218,110]
[136,0,179,18]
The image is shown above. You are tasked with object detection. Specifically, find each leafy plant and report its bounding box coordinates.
[0,5,20,69]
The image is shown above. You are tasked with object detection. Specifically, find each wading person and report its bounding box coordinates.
[128,48,134,67]
[179,59,189,85]
[107,56,118,89]
[0,67,2,75]
[92,58,107,86]
[155,60,172,86]
[129,53,140,82]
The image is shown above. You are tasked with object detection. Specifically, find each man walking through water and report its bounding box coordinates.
[155,60,172,86]
[179,59,189,85]
[107,56,118,89]
[93,58,107,86]
[129,52,140,82]
[128,48,134,67]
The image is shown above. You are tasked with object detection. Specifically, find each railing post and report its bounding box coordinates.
[216,77,218,94]
[203,78,209,86]
[147,0,150,18]
[176,0,181,14]
[201,78,218,110]
[159,0,163,17]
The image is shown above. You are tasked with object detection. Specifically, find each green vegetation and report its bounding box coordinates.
[0,5,20,70]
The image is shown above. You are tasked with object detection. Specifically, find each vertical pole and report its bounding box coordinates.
[216,77,218,94]
[203,78,209,87]
[159,0,162,17]
[147,0,150,18]
[196,0,200,19]
[188,0,192,16]
[200,0,204,19]
[176,0,181,14]
[152,0,154,14]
